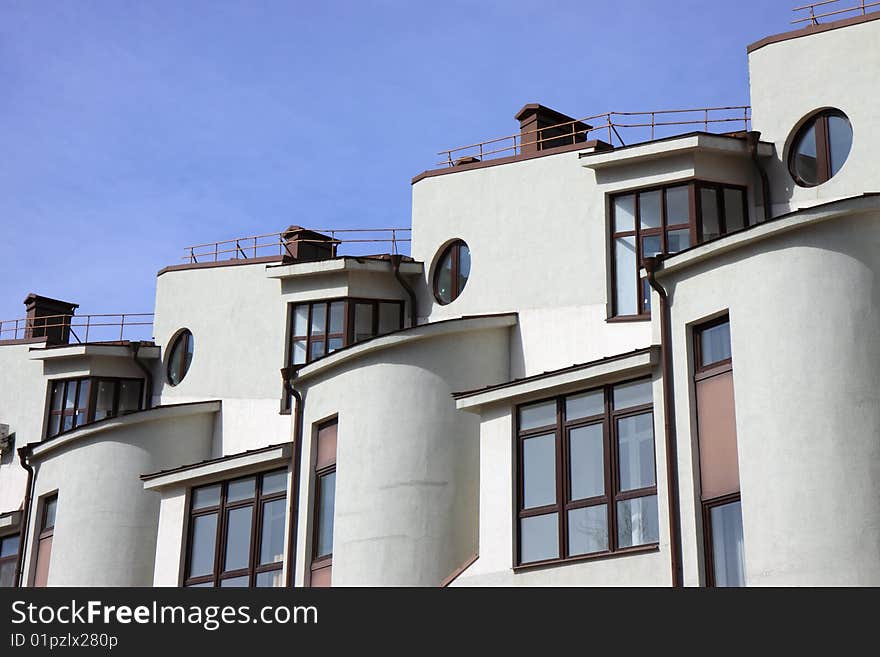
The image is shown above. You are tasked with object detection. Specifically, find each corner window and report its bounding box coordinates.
[184,469,288,587]
[788,109,852,187]
[610,182,747,318]
[311,419,337,587]
[46,377,144,438]
[33,493,57,587]
[0,533,19,587]
[433,240,470,305]
[514,379,658,568]
[166,329,194,386]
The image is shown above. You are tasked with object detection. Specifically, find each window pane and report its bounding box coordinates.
[0,535,19,558]
[522,433,556,509]
[828,114,853,176]
[223,507,253,572]
[639,190,661,229]
[65,381,78,409]
[227,477,255,503]
[569,424,604,500]
[293,304,309,336]
[458,244,471,294]
[77,379,90,412]
[328,302,344,335]
[666,229,690,253]
[192,484,221,510]
[255,570,284,587]
[701,188,721,241]
[520,513,559,563]
[436,253,453,304]
[617,412,656,491]
[614,236,637,316]
[43,497,57,530]
[613,379,652,409]
[793,123,818,185]
[617,495,659,548]
[641,234,662,258]
[699,321,731,367]
[565,390,603,421]
[309,340,325,360]
[316,472,336,558]
[641,278,651,313]
[291,339,307,365]
[310,303,327,335]
[62,415,73,432]
[665,186,689,225]
[723,189,745,232]
[519,400,556,431]
[94,380,115,420]
[262,470,287,496]
[568,505,608,556]
[0,559,14,588]
[378,303,401,335]
[711,500,746,587]
[188,513,217,578]
[118,380,141,414]
[354,303,374,342]
[613,195,635,232]
[327,337,344,353]
[48,414,61,437]
[260,499,286,565]
[50,382,63,410]
[220,575,249,587]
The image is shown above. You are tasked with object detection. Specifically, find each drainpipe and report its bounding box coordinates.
[282,367,305,587]
[747,131,772,222]
[128,341,153,410]
[391,254,418,329]
[14,446,34,588]
[643,255,683,588]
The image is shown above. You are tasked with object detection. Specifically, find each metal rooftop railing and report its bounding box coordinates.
[0,313,154,344]
[792,0,880,24]
[436,106,752,167]
[181,227,412,264]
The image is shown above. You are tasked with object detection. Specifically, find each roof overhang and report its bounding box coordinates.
[580,133,774,171]
[28,343,161,361]
[142,442,292,491]
[266,256,423,280]
[0,510,22,534]
[455,347,659,412]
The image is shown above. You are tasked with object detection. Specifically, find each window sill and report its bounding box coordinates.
[606,314,651,324]
[512,543,659,574]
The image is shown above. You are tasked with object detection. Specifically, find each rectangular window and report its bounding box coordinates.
[0,533,19,587]
[515,379,658,567]
[184,469,288,587]
[694,315,745,587]
[610,181,748,318]
[33,494,57,587]
[311,418,337,587]
[46,377,144,438]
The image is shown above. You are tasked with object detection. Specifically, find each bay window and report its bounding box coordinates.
[46,377,144,438]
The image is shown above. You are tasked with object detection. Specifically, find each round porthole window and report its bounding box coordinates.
[788,109,852,187]
[166,329,194,386]
[433,240,470,305]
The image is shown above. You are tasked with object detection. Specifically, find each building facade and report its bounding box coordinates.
[1,10,879,588]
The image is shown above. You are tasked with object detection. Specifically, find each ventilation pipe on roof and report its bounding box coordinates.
[747,131,773,222]
[643,255,683,588]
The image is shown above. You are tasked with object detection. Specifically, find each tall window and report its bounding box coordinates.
[311,419,337,587]
[515,379,658,567]
[184,470,288,587]
[694,315,745,587]
[288,298,403,367]
[610,181,748,318]
[33,494,57,587]
[0,533,19,587]
[46,377,144,438]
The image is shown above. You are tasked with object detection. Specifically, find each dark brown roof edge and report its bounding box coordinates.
[412,139,612,185]
[28,340,156,352]
[440,553,479,587]
[747,11,880,54]
[0,336,48,347]
[157,255,284,277]
[140,440,292,481]
[453,346,655,399]
[264,253,418,270]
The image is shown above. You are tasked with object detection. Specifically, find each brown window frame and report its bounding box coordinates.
[433,239,470,305]
[513,379,658,570]
[310,418,337,587]
[183,469,288,588]
[702,491,742,588]
[788,109,851,187]
[32,492,57,588]
[46,376,144,439]
[694,314,733,379]
[166,329,194,386]
[0,533,19,588]
[609,180,748,319]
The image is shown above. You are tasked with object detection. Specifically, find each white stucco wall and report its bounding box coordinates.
[660,209,880,586]
[152,486,187,586]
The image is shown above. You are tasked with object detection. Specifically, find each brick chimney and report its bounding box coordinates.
[281,226,341,263]
[23,293,78,345]
[515,104,592,155]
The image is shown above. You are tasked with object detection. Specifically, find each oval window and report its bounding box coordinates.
[789,109,852,187]
[433,240,470,305]
[167,329,194,386]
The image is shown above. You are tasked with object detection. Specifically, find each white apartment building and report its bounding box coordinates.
[1,7,878,588]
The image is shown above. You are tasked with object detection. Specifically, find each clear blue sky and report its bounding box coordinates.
[0,1,792,322]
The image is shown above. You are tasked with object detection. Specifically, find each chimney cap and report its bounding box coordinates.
[514,103,591,131]
[281,226,341,243]
[22,293,79,311]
